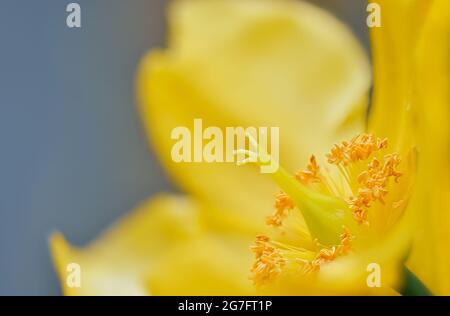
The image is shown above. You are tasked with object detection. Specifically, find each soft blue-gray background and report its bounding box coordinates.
[0,0,368,295]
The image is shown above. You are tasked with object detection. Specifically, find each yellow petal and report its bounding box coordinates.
[407,0,450,295]
[137,0,370,218]
[50,194,255,295]
[147,236,255,295]
[368,0,432,149]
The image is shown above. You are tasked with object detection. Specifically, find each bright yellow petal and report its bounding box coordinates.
[368,0,431,149]
[50,194,255,295]
[137,0,370,219]
[407,0,450,295]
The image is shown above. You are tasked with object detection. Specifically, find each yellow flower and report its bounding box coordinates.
[50,0,450,295]
[50,0,371,295]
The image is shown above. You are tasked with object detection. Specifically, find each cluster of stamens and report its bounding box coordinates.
[250,235,286,285]
[327,133,388,165]
[266,192,295,227]
[302,227,353,273]
[295,155,321,184]
[347,154,402,225]
[249,133,404,286]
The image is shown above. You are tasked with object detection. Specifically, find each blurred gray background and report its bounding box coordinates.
[0,0,368,295]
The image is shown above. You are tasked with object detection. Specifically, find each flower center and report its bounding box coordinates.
[239,133,409,286]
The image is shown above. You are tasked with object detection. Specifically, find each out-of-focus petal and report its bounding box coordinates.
[50,195,255,295]
[147,236,255,295]
[368,0,431,149]
[137,0,370,219]
[407,0,450,295]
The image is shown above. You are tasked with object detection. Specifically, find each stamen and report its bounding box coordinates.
[337,226,353,255]
[347,154,402,225]
[250,235,286,285]
[327,133,388,166]
[266,191,295,227]
[295,155,321,185]
[302,226,354,273]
